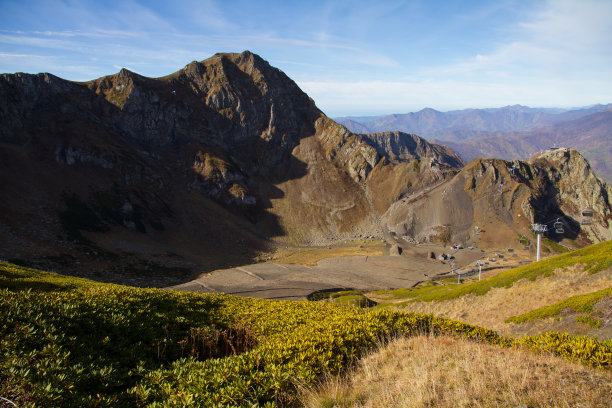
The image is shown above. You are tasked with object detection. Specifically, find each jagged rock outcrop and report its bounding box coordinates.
[526,148,612,242]
[189,150,255,206]
[361,131,464,168]
[383,148,612,248]
[3,50,605,284]
[316,117,381,182]
[0,51,466,282]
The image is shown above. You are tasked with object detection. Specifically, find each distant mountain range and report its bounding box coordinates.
[336,104,612,140]
[336,104,612,182]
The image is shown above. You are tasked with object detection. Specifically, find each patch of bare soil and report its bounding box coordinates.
[170,243,484,300]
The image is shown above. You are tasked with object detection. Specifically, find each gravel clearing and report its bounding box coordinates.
[170,244,483,300]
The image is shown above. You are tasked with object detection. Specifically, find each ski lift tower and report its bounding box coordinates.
[532,223,548,262]
[476,260,485,280]
[451,262,464,283]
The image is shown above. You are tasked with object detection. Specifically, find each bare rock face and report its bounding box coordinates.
[2,50,607,284]
[0,50,467,280]
[526,149,612,242]
[189,151,255,206]
[361,131,464,168]
[383,148,612,249]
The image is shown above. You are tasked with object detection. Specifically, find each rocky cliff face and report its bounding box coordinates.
[382,149,612,248]
[2,51,606,284]
[0,51,466,283]
[526,149,612,243]
[361,131,464,167]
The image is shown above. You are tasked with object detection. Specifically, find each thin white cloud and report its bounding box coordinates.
[169,0,237,32]
[520,0,612,48]
[0,26,397,68]
[92,0,175,33]
[0,33,84,50]
[31,29,143,39]
[430,0,612,79]
[0,52,54,58]
[237,33,362,51]
[237,34,400,68]
[271,59,329,69]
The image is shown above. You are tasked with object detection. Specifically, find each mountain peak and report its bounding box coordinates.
[1,52,609,286]
[117,67,138,79]
[419,107,441,114]
[203,50,268,69]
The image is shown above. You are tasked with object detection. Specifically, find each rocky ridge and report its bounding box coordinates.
[337,105,612,184]
[383,148,612,248]
[0,51,462,283]
[362,131,464,167]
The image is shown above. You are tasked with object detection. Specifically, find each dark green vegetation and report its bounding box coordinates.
[506,287,612,326]
[1,257,611,407]
[576,315,603,328]
[373,240,612,303]
[308,290,376,308]
[540,237,570,253]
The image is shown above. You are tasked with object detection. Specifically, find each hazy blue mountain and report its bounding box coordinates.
[336,104,612,142]
[442,108,612,183]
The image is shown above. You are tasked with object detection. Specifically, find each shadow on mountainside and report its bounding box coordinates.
[0,63,313,287]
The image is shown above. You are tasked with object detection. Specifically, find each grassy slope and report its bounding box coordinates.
[301,335,612,408]
[374,240,612,303]
[507,287,612,324]
[1,258,611,407]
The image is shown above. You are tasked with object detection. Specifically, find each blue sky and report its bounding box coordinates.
[1,0,611,116]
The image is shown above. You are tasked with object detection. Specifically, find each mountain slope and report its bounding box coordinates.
[445,108,612,183]
[0,51,462,283]
[1,51,609,285]
[337,105,612,183]
[382,149,612,248]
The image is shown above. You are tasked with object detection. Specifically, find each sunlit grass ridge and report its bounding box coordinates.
[376,240,612,303]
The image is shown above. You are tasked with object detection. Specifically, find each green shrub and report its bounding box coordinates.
[518,332,611,368]
[541,237,568,253]
[576,315,602,328]
[1,259,610,408]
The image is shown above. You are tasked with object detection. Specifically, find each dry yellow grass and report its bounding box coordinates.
[394,265,612,338]
[269,242,385,266]
[300,335,612,408]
